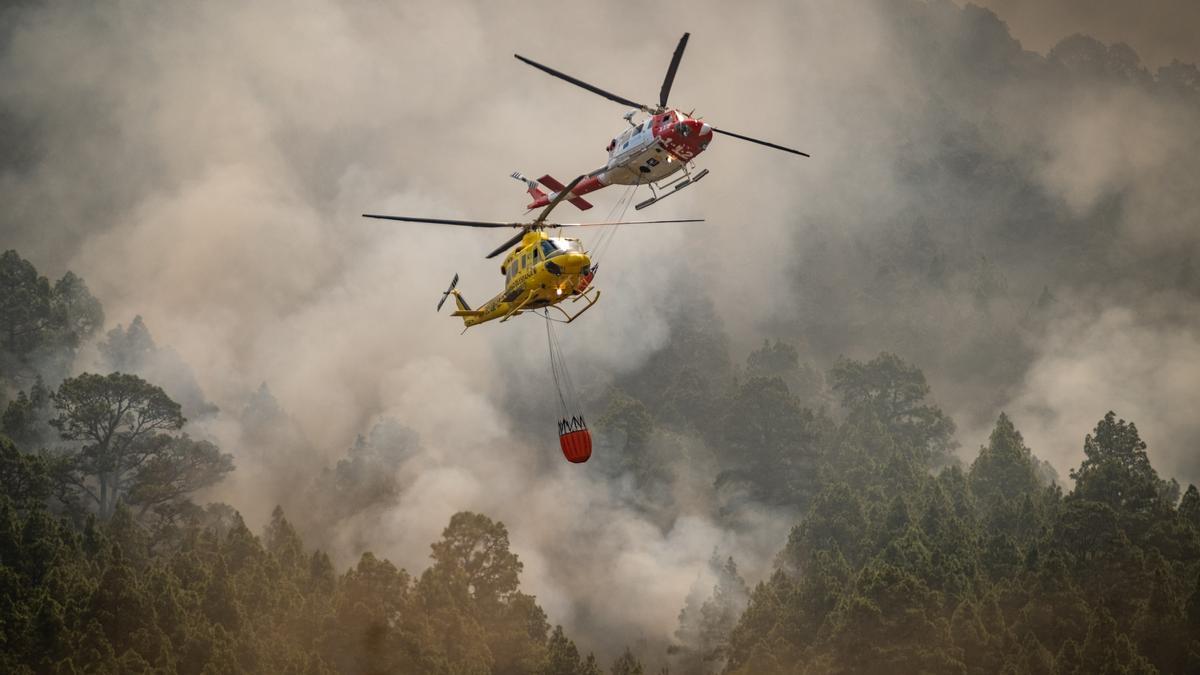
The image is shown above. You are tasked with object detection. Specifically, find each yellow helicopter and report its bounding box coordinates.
[363,176,702,330]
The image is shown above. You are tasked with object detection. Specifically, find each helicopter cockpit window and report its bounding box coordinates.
[677,123,690,136]
[541,240,558,258]
[547,238,582,254]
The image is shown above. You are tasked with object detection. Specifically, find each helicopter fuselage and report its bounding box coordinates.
[513,33,806,213]
[604,110,712,184]
[523,110,713,210]
[449,230,597,327]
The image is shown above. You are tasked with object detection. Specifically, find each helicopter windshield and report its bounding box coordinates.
[543,238,581,258]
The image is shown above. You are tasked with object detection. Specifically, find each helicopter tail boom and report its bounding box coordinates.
[515,172,596,212]
[448,290,485,328]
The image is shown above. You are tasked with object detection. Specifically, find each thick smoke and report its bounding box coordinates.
[975,0,1200,68]
[2,0,1199,663]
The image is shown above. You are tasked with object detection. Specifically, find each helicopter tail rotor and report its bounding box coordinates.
[437,273,460,312]
[513,171,549,211]
[511,171,540,191]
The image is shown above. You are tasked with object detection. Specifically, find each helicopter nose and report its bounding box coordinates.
[562,252,589,271]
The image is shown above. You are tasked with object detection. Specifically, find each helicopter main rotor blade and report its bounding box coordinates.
[514,54,649,112]
[533,175,586,226]
[486,229,530,260]
[711,127,810,157]
[362,214,524,228]
[555,218,705,227]
[659,33,690,109]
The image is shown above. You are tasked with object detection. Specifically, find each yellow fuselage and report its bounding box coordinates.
[452,231,593,327]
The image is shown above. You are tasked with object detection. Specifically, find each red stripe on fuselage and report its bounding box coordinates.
[653,115,712,163]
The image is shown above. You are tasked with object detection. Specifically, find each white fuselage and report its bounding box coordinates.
[599,117,687,186]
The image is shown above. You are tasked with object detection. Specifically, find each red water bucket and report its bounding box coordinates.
[557,417,592,463]
[559,429,592,463]
[575,269,596,293]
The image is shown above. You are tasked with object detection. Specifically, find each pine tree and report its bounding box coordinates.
[1070,413,1167,523]
[610,648,644,675]
[1179,484,1200,529]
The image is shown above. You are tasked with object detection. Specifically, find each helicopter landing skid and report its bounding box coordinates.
[499,293,533,323]
[635,168,709,210]
[544,289,601,324]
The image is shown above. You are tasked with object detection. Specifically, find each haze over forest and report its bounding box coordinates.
[3,0,1200,673]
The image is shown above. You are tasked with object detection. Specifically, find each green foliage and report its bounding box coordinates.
[597,390,662,487]
[2,377,53,449]
[0,500,577,674]
[1181,484,1200,529]
[331,419,417,512]
[969,414,1049,545]
[1071,412,1170,520]
[716,376,828,508]
[745,339,824,406]
[671,554,750,674]
[0,251,104,389]
[724,399,1200,674]
[97,316,218,419]
[45,372,232,520]
[830,352,957,466]
[779,482,867,568]
[542,625,601,675]
[0,434,54,508]
[608,648,643,675]
[99,316,156,374]
[430,511,523,608]
[126,435,233,516]
[970,413,1040,507]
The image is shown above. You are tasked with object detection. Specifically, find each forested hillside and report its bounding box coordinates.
[1,250,609,674]
[595,322,1200,673]
[4,249,1200,673]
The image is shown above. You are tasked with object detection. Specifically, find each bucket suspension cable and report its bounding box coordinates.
[590,178,640,265]
[545,311,592,463]
[545,312,577,417]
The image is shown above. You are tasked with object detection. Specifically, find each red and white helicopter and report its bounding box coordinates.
[511,33,809,212]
